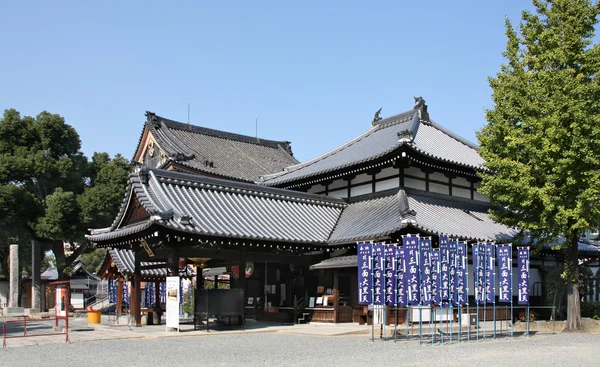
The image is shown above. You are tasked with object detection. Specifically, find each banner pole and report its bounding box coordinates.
[466,242,470,343]
[492,243,497,340]
[457,246,461,343]
[510,244,514,338]
[526,247,530,337]
[439,239,444,345]
[475,244,479,342]
[483,243,487,341]
[417,237,423,345]
[371,241,374,342]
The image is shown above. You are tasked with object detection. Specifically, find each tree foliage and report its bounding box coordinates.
[477,0,600,330]
[0,109,132,279]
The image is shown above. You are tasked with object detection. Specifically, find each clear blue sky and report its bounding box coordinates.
[0,1,533,163]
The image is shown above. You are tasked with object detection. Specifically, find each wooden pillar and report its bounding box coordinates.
[116,279,123,318]
[239,246,247,323]
[132,275,142,326]
[133,252,142,327]
[154,281,161,308]
[333,270,339,323]
[214,275,218,289]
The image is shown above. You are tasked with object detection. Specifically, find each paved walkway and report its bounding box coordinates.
[1,315,373,348]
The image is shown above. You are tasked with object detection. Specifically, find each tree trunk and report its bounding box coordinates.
[51,240,66,280]
[565,236,582,331]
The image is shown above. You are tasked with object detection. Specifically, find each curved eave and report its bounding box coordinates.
[327,224,407,245]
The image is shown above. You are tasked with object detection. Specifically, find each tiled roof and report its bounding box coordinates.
[107,248,195,279]
[136,112,299,182]
[328,192,405,243]
[260,105,485,186]
[87,167,346,245]
[328,189,517,244]
[310,255,357,270]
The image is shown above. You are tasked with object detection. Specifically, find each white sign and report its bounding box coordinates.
[55,287,67,317]
[166,276,180,331]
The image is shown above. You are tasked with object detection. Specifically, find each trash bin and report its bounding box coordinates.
[87,310,102,324]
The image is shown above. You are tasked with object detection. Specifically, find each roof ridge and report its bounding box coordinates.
[261,112,415,182]
[143,167,347,208]
[153,113,292,150]
[426,119,479,150]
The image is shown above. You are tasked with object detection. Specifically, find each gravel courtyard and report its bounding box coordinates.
[2,332,599,367]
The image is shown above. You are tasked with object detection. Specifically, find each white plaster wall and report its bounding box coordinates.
[473,191,490,202]
[351,173,371,185]
[405,166,426,178]
[351,183,372,197]
[405,177,426,191]
[376,178,398,192]
[429,182,449,195]
[307,184,326,194]
[328,179,346,190]
[453,187,471,199]
[328,189,347,199]
[453,176,471,188]
[377,166,399,179]
[429,171,447,183]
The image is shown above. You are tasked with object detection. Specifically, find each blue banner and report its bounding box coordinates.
[439,236,450,304]
[403,236,420,306]
[473,243,485,305]
[420,238,432,306]
[496,245,512,303]
[160,282,166,305]
[385,244,397,306]
[372,243,385,306]
[518,247,530,305]
[485,244,495,303]
[357,242,372,305]
[396,247,407,307]
[449,239,457,305]
[144,282,154,306]
[180,278,184,305]
[431,249,440,305]
[108,279,117,304]
[455,241,467,305]
[123,281,130,306]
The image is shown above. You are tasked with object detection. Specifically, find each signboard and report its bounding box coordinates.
[430,249,440,305]
[484,244,495,303]
[419,238,432,306]
[357,242,372,305]
[439,236,450,305]
[396,247,407,307]
[455,241,467,305]
[518,247,530,305]
[384,244,397,306]
[372,243,385,306]
[55,287,67,318]
[166,276,180,331]
[403,236,420,306]
[496,245,512,303]
[448,239,457,305]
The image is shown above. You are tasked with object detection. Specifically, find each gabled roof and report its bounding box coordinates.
[260,101,485,187]
[87,167,346,245]
[135,112,299,182]
[101,248,195,279]
[328,188,516,244]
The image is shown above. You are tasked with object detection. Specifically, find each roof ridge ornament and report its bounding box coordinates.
[372,107,382,124]
[413,96,430,122]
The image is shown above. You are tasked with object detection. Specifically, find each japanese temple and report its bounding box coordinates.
[87,98,600,326]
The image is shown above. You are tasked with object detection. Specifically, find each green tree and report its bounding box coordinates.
[478,0,600,331]
[78,248,107,274]
[0,109,132,279]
